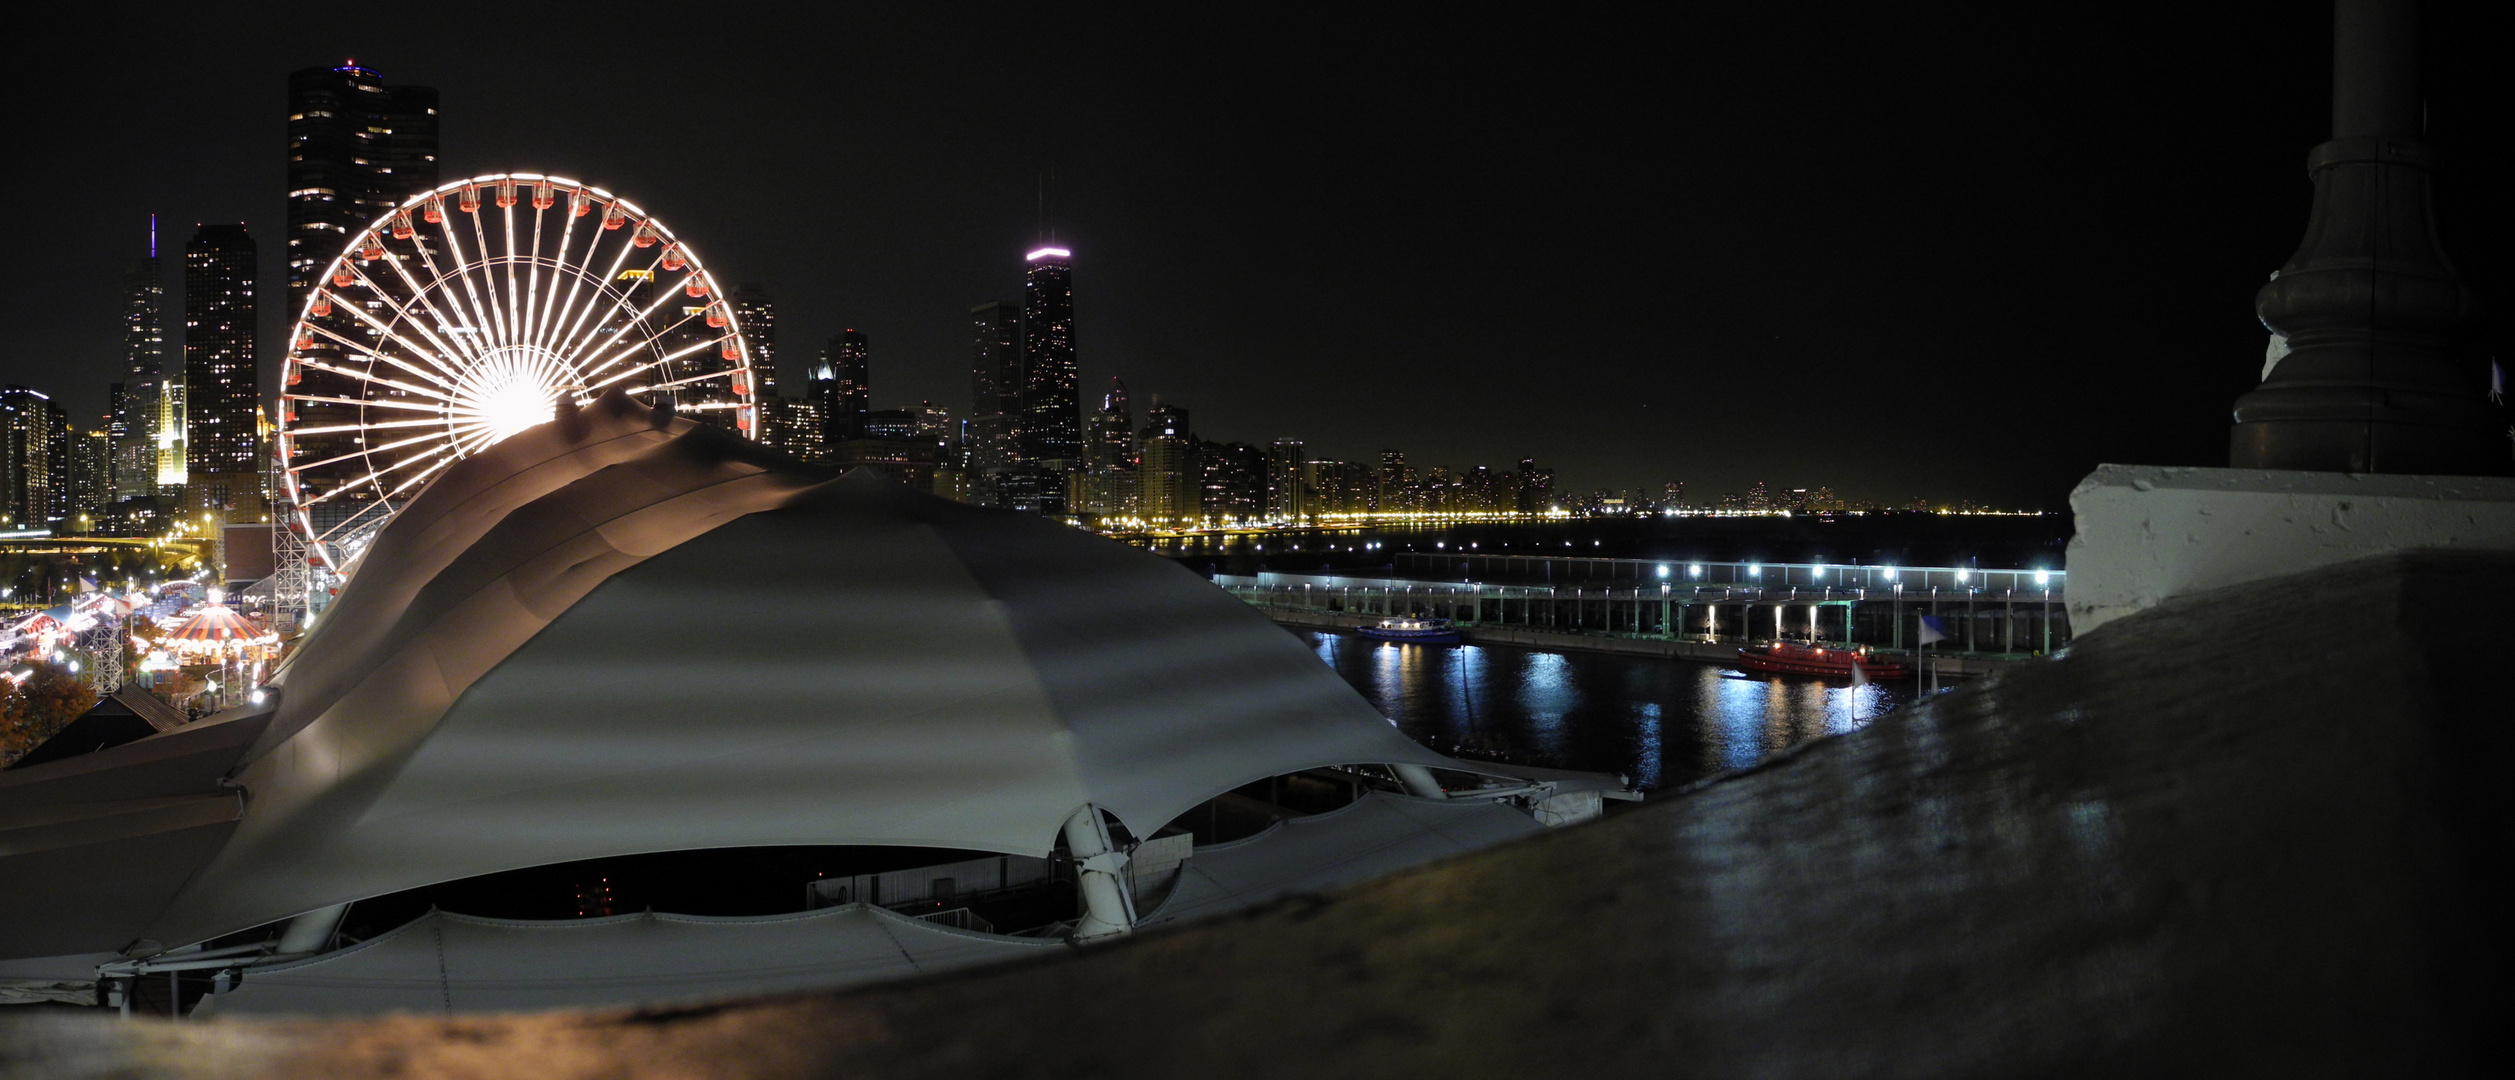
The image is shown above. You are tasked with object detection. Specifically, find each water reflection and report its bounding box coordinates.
[1307,631,1906,792]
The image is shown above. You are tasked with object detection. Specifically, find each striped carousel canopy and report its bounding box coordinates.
[160,604,274,654]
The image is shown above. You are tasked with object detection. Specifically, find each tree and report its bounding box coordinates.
[0,661,100,766]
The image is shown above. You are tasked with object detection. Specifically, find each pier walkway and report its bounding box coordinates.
[1217,556,2069,661]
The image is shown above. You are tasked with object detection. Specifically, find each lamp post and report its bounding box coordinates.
[2229,0,2508,475]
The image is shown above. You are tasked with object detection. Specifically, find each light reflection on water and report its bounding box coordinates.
[1304,631,1908,792]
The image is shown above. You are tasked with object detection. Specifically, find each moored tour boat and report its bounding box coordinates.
[1358,617,1461,644]
[1736,641,1908,680]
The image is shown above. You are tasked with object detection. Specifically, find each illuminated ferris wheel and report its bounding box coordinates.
[274,172,756,616]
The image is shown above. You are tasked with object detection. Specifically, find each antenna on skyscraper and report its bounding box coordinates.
[149,213,157,259]
[1036,166,1059,245]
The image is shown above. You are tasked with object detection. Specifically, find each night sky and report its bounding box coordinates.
[5,1,2507,508]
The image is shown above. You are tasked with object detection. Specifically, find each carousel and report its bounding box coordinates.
[135,597,278,708]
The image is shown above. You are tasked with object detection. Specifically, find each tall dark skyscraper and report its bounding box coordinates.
[286,62,438,322]
[113,221,166,502]
[184,222,261,519]
[820,330,871,438]
[1019,247,1079,466]
[967,301,1023,480]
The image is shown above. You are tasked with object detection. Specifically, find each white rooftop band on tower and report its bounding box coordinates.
[270,173,760,628]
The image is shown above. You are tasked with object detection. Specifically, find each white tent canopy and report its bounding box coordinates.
[1147,793,1545,926]
[5,392,1483,960]
[198,905,1057,1017]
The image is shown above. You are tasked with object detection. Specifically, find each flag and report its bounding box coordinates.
[2492,358,2505,405]
[1849,657,1871,686]
[1917,616,1949,645]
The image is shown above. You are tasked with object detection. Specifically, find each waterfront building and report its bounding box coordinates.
[1136,400,1196,521]
[1019,248,1079,468]
[1200,440,1266,522]
[1518,459,1554,514]
[113,229,165,502]
[182,223,262,524]
[1265,439,1307,521]
[0,387,62,530]
[1082,379,1135,518]
[285,62,438,324]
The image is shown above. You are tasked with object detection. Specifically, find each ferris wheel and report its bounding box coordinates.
[274,173,756,617]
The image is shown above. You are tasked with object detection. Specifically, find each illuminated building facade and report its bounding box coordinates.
[1265,439,1308,520]
[1138,401,1197,520]
[728,284,793,453]
[65,427,111,529]
[1019,248,1079,467]
[1199,440,1265,521]
[1081,378,1134,517]
[113,224,166,502]
[0,387,61,530]
[183,223,262,522]
[286,62,438,323]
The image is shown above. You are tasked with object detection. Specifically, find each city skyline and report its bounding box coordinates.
[4,3,2509,506]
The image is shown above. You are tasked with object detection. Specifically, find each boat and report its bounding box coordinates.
[1357,617,1460,644]
[1736,641,1908,680]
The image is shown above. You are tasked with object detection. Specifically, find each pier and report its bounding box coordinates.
[1217,555,2068,662]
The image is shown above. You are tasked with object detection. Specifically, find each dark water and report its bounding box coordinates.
[1301,630,1911,792]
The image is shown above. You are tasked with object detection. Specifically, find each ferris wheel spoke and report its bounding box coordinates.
[582,336,726,392]
[285,416,454,435]
[401,229,499,365]
[533,206,599,359]
[290,428,463,474]
[375,250,494,375]
[296,331,463,404]
[629,368,741,393]
[296,444,464,509]
[437,205,507,353]
[323,293,478,390]
[575,273,712,381]
[286,393,453,413]
[502,203,524,353]
[291,356,461,405]
[545,242,644,369]
[521,212,559,353]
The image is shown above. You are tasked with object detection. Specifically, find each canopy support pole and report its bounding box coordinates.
[275,903,350,955]
[1064,806,1135,942]
[1392,764,1448,800]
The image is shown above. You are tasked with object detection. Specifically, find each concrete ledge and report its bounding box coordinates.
[2064,464,2515,635]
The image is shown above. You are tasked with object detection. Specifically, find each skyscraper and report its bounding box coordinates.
[727,284,787,451]
[184,222,261,521]
[1265,438,1308,521]
[727,285,778,397]
[966,300,1023,498]
[820,330,871,439]
[1138,400,1198,521]
[1081,378,1135,517]
[0,387,62,531]
[286,62,439,322]
[113,223,166,502]
[1019,247,1079,467]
